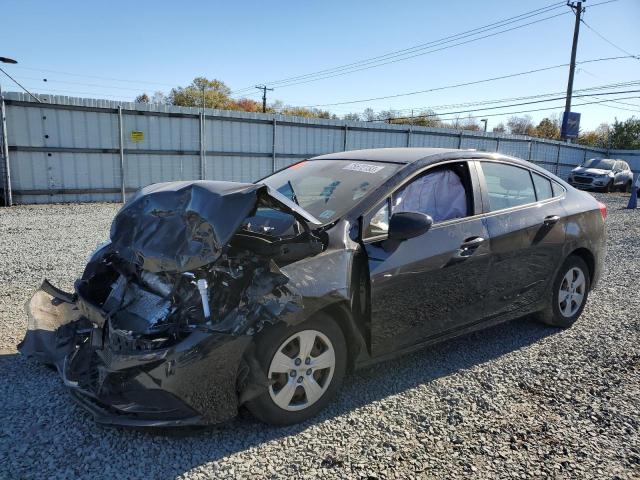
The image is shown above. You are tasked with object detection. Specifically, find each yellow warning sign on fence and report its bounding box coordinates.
[130,131,144,143]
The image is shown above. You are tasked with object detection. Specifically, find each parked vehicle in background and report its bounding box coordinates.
[19,148,607,427]
[568,158,633,193]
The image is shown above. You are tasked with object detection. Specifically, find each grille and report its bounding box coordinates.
[573,176,593,184]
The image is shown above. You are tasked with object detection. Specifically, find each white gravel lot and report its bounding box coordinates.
[0,193,638,479]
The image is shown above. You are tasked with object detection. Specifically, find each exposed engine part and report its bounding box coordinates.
[197,278,211,322]
[140,270,173,297]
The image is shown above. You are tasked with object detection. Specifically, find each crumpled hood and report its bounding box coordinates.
[110,180,268,273]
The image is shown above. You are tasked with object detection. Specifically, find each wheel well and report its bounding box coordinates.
[315,302,362,373]
[569,248,595,283]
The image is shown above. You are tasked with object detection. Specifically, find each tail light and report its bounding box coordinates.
[598,201,607,220]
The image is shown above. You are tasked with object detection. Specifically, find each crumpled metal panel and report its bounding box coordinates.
[109,180,266,273]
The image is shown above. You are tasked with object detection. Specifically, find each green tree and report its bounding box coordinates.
[535,117,560,140]
[169,77,233,109]
[609,117,640,149]
[577,123,610,148]
[507,115,535,135]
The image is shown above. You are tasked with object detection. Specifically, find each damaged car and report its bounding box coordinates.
[19,148,606,427]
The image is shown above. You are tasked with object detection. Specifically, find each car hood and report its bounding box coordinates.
[572,167,612,175]
[109,180,321,273]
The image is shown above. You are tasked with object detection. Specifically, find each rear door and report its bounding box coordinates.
[364,161,492,357]
[477,161,566,317]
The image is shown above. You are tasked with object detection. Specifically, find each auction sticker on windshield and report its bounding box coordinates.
[343,162,385,174]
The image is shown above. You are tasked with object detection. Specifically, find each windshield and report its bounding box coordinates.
[582,158,615,170]
[260,159,403,223]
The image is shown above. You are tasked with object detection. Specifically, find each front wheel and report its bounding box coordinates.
[539,255,591,328]
[603,180,613,193]
[246,313,347,425]
[625,181,632,193]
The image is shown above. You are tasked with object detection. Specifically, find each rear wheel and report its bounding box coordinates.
[539,255,590,328]
[246,313,346,425]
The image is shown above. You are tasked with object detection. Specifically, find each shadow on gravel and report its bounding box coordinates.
[0,314,560,478]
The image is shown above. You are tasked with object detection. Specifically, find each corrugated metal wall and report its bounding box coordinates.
[2,92,639,205]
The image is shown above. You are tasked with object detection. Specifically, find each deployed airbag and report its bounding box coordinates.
[393,169,467,222]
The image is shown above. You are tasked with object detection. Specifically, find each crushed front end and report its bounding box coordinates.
[18,180,323,426]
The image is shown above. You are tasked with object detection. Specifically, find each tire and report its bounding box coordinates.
[539,255,591,328]
[625,181,632,193]
[603,180,613,193]
[246,313,347,425]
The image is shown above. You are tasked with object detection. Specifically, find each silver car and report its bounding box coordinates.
[568,158,633,192]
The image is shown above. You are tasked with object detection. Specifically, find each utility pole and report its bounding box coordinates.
[562,1,584,140]
[255,85,273,113]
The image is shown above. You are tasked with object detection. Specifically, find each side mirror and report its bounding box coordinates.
[388,212,433,241]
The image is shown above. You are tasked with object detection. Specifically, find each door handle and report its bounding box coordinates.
[543,215,560,226]
[447,236,485,266]
[460,236,485,251]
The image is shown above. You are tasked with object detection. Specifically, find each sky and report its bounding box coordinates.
[1,0,639,130]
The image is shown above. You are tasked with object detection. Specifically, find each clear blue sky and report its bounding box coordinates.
[1,0,639,130]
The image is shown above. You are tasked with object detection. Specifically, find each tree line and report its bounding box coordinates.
[135,77,640,150]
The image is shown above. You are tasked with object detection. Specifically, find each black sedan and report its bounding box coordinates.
[19,148,607,427]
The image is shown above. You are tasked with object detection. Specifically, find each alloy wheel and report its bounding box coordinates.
[268,330,335,411]
[558,267,586,317]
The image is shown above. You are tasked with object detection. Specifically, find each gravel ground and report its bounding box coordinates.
[0,193,638,479]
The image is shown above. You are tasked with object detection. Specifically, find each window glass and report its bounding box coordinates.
[551,181,565,198]
[532,172,553,201]
[481,162,536,212]
[582,158,615,170]
[261,159,402,224]
[364,201,389,238]
[392,167,469,223]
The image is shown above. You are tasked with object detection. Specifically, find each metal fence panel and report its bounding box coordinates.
[206,155,273,183]
[460,136,498,152]
[124,154,199,189]
[348,129,407,149]
[125,115,199,152]
[208,118,272,153]
[2,92,640,205]
[411,132,459,148]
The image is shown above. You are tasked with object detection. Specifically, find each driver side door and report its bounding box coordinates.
[363,161,491,357]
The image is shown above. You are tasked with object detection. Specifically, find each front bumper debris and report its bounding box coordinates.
[19,281,252,427]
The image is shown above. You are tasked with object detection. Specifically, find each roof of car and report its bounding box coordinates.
[310,148,468,164]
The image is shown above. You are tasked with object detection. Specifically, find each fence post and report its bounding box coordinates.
[555,144,561,175]
[272,118,277,172]
[457,131,463,148]
[406,126,412,147]
[496,138,500,153]
[343,124,348,151]
[199,112,206,180]
[117,106,126,203]
[0,89,11,206]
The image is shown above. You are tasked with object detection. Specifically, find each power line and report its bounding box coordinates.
[10,66,177,88]
[423,95,640,122]
[383,80,640,114]
[299,55,636,108]
[581,19,640,60]
[373,89,640,122]
[232,0,620,93]
[231,3,568,93]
